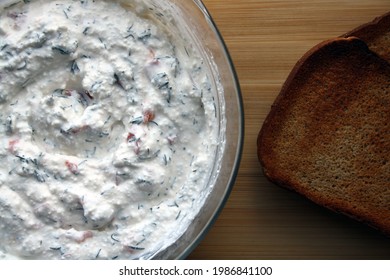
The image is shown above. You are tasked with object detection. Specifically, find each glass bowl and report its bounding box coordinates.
[0,0,243,260]
[147,0,244,259]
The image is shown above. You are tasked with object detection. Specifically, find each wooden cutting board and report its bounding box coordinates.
[188,0,390,260]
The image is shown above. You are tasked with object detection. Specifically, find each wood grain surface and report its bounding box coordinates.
[187,0,390,260]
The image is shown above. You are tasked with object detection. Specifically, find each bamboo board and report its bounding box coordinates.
[188,0,390,260]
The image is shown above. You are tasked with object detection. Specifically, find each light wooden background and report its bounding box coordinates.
[188,0,390,260]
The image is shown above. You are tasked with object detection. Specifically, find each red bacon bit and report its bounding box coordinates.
[77,231,93,243]
[63,89,73,96]
[148,48,159,65]
[167,135,176,145]
[70,125,89,134]
[143,109,155,123]
[151,59,159,65]
[65,160,79,175]
[66,230,93,243]
[8,139,19,154]
[127,132,135,142]
[134,139,141,155]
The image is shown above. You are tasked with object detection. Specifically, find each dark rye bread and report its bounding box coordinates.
[343,11,390,63]
[257,37,390,235]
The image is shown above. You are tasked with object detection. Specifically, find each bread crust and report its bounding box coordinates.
[343,11,390,62]
[257,37,390,235]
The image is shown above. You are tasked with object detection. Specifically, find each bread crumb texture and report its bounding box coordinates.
[258,37,390,235]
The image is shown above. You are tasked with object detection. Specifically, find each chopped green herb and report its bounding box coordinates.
[71,60,80,74]
[95,248,101,259]
[128,245,145,251]
[52,46,72,55]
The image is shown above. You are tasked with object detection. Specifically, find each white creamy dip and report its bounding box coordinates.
[0,0,220,259]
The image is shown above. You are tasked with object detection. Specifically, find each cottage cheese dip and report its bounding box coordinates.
[0,0,222,259]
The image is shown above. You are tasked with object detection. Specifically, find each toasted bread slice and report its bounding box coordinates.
[257,37,390,235]
[343,11,390,63]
